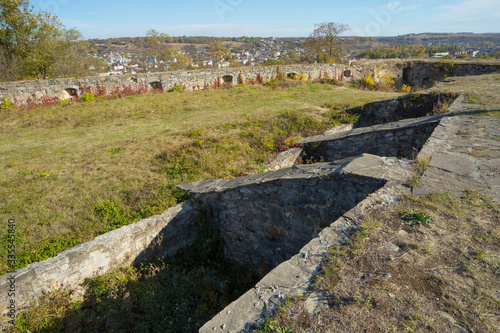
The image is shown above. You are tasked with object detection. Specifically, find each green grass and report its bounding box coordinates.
[0,83,401,274]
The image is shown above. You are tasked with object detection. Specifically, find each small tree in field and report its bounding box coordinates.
[303,22,350,63]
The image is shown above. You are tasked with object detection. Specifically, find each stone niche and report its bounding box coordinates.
[222,75,234,84]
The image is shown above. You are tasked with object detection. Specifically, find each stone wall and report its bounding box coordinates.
[1,59,498,106]
[301,116,441,162]
[197,154,412,332]
[349,92,458,128]
[0,201,199,318]
[198,86,473,333]
[403,61,500,88]
[0,63,355,106]
[350,59,500,89]
[180,162,386,273]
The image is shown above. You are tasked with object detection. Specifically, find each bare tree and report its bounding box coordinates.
[303,22,350,63]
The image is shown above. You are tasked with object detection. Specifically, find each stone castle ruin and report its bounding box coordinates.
[1,60,499,331]
[1,59,499,106]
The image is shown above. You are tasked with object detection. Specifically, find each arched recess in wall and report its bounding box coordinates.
[222,75,233,84]
[150,81,163,90]
[65,88,78,97]
[343,69,352,77]
[287,72,298,80]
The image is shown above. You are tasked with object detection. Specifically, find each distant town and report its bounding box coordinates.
[89,33,500,76]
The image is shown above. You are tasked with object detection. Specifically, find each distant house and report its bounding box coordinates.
[112,62,124,71]
[203,59,214,67]
[218,61,230,68]
[432,52,450,59]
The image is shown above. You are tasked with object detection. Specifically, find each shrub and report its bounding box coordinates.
[169,84,184,92]
[256,73,263,84]
[80,92,95,102]
[399,209,433,226]
[320,77,342,86]
[0,97,15,111]
[328,110,360,127]
[401,84,412,93]
[262,78,280,88]
[362,75,376,87]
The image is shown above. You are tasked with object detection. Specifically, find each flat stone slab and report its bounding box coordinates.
[179,154,411,195]
[414,96,500,201]
[263,148,303,172]
[428,153,474,177]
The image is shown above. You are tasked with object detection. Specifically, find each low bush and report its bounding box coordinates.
[0,97,14,111]
[80,92,95,102]
[169,84,184,92]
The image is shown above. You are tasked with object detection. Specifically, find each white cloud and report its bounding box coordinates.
[434,0,500,21]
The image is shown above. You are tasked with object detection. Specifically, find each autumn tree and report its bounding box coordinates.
[208,41,230,61]
[303,22,350,63]
[0,0,101,80]
[50,29,107,78]
[0,0,39,80]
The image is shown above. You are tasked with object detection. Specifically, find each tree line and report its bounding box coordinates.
[356,44,500,60]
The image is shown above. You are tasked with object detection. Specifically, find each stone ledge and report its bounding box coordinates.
[300,115,443,145]
[179,154,411,197]
[0,201,199,319]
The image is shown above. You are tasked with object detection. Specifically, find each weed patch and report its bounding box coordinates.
[261,191,500,332]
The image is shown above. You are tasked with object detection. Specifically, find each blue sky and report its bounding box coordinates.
[32,0,500,39]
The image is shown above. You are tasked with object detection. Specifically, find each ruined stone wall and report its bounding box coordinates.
[0,63,355,106]
[403,61,500,88]
[350,59,500,89]
[0,202,199,317]
[349,92,458,128]
[197,154,412,332]
[302,118,440,162]
[197,172,385,273]
[1,60,498,106]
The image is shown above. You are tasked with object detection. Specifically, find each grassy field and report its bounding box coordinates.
[0,81,401,274]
